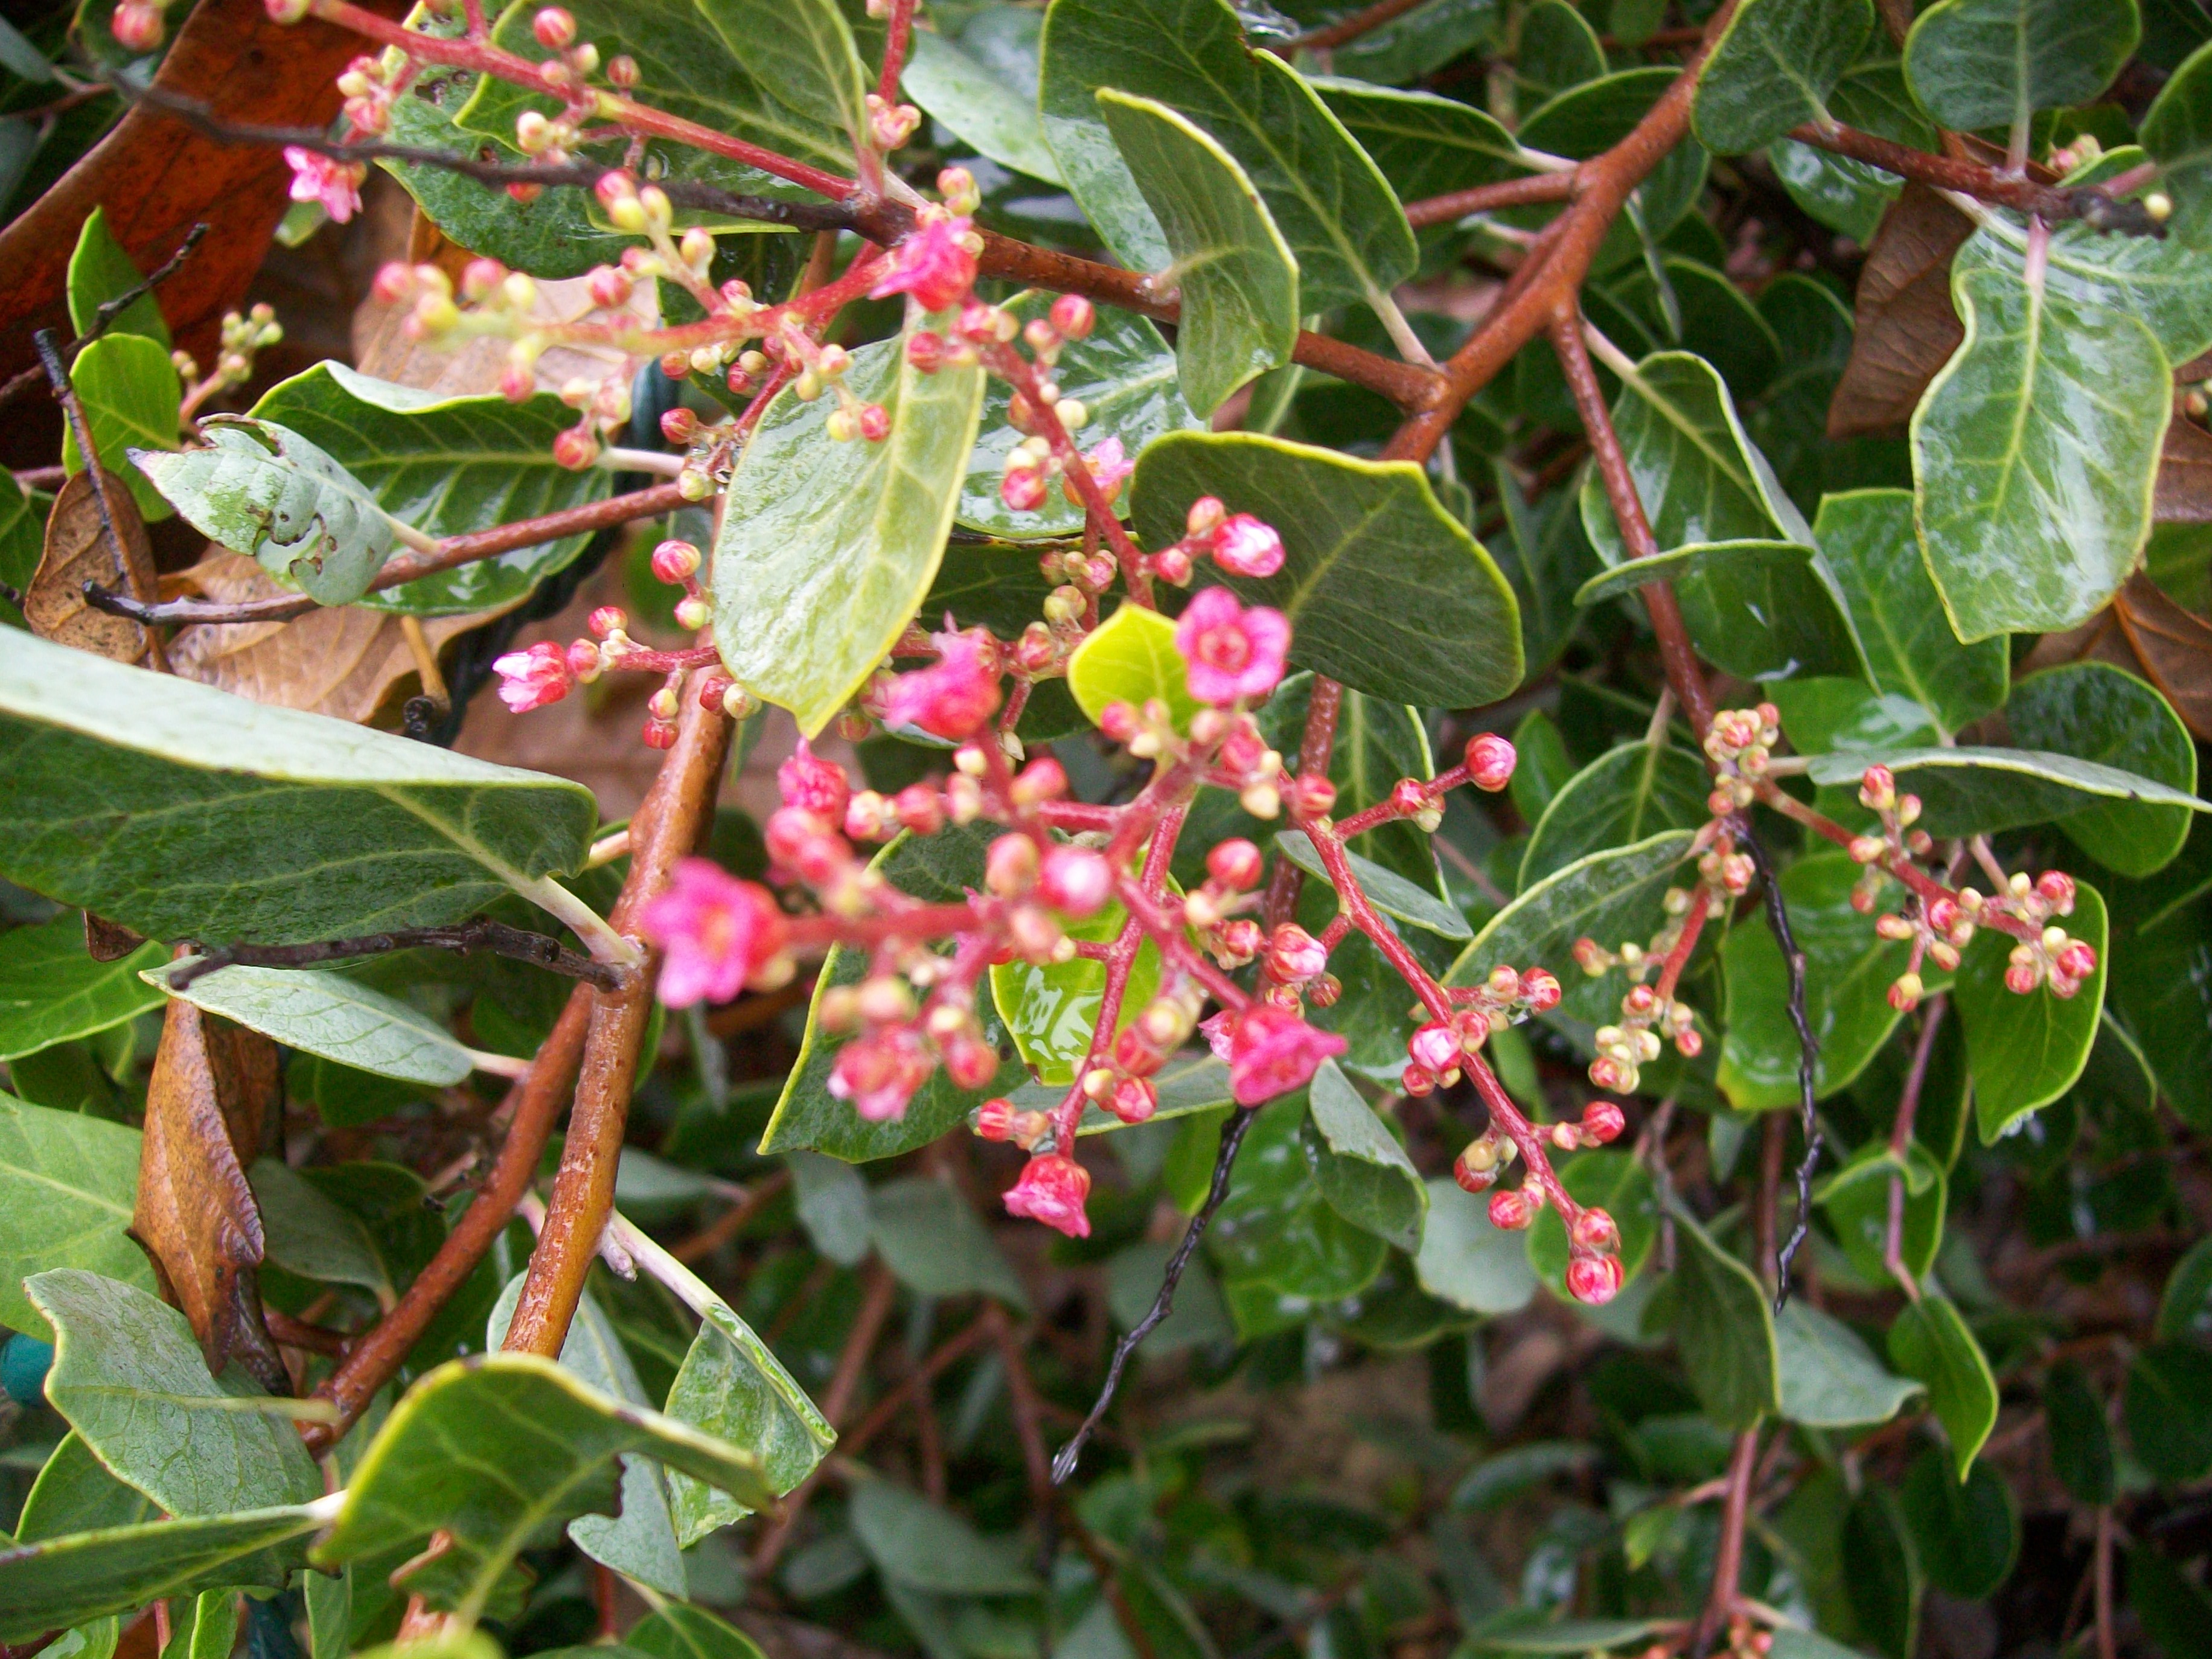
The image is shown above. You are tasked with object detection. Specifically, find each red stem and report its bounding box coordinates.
[877,0,916,106]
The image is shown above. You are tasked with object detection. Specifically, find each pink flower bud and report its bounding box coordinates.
[552,426,599,470]
[1465,732,1516,791]
[858,403,891,442]
[1039,846,1113,916]
[2057,940,2098,980]
[1402,1063,1437,1096]
[1453,1142,1498,1192]
[1389,778,1430,817]
[1571,1207,1620,1252]
[490,641,573,712]
[906,330,944,374]
[1489,1190,1535,1230]
[1265,923,1329,984]
[2004,961,2042,994]
[651,539,702,584]
[1566,1254,1624,1306]
[1003,1152,1092,1237]
[1001,468,1047,512]
[1207,838,1263,890]
[1108,1074,1157,1124]
[1522,968,1561,1012]
[111,4,165,51]
[942,1033,1002,1090]
[1152,546,1194,586]
[1049,294,1096,339]
[2036,871,2077,913]
[657,406,698,447]
[893,784,945,836]
[974,1098,1018,1140]
[532,6,577,47]
[1407,1021,1459,1073]
[1286,772,1337,820]
[1212,513,1285,578]
[986,834,1040,897]
[565,639,601,680]
[1186,496,1227,539]
[587,605,627,639]
[1582,1101,1626,1143]
[372,261,416,305]
[595,169,638,208]
[777,740,850,821]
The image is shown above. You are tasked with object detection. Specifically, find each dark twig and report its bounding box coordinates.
[0,226,207,407]
[1738,820,1819,1308]
[1785,121,2165,235]
[1052,1105,1254,1484]
[1285,0,1428,51]
[34,328,165,672]
[168,915,624,992]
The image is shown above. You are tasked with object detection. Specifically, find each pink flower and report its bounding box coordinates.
[1003,1152,1092,1237]
[283,146,364,223]
[1212,513,1284,578]
[870,212,977,314]
[1174,587,1289,708]
[828,1025,935,1121]
[778,740,851,822]
[1220,1004,1346,1106]
[1081,436,1133,497]
[876,628,1002,740]
[490,641,573,712]
[642,858,790,1006]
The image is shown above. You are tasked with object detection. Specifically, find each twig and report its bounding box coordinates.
[1052,1105,1255,1484]
[1402,171,1580,228]
[1786,122,2165,235]
[2094,1507,2117,1659]
[1739,823,1819,1308]
[168,915,622,991]
[1286,0,1428,51]
[1260,675,1343,927]
[0,225,206,407]
[668,1168,793,1263]
[1882,997,1946,1297]
[1692,1427,1762,1655]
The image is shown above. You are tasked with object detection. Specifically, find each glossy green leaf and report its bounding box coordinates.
[0,468,39,625]
[1446,831,1696,1025]
[627,1605,769,1659]
[134,420,404,607]
[249,362,612,615]
[251,1159,392,1300]
[1842,1486,1924,1659]
[2043,1358,2116,1503]
[1024,1048,1236,1134]
[1302,0,1498,86]
[1066,603,1204,735]
[1276,831,1471,940]
[67,206,168,347]
[1812,488,2008,732]
[1489,461,1603,677]
[1776,1300,1922,1427]
[0,1504,325,1643]
[957,292,1198,537]
[1664,1206,1779,1431]
[1210,1095,1387,1300]
[1768,62,1938,243]
[0,1099,152,1338]
[849,1477,1041,1594]
[26,1270,322,1516]
[1309,77,1534,207]
[1515,0,1606,100]
[1693,0,1872,154]
[1526,1149,1659,1292]
[2008,663,2201,877]
[1913,263,2170,641]
[1520,740,1707,890]
[16,1432,155,1542]
[869,1174,1031,1309]
[1301,1058,1425,1251]
[1902,1446,2018,1597]
[1041,0,1415,310]
[316,1352,775,1621]
[0,912,165,1062]
[711,322,985,738]
[2126,1342,2212,1484]
[1720,852,1925,1111]
[1904,0,2139,134]
[1609,257,1785,399]
[63,334,179,520]
[903,9,1061,184]
[149,961,474,1087]
[2143,37,2212,245]
[1890,1293,1998,1478]
[1095,90,1300,416]
[991,901,1164,1081]
[1803,746,2209,841]
[1579,351,1861,680]
[1131,431,1524,706]
[0,631,596,944]
[1571,539,1814,611]
[1414,1175,1536,1314]
[1957,882,2107,1140]
[1821,1140,1947,1284]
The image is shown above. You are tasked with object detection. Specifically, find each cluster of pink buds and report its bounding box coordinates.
[333,48,409,137]
[493,602,747,744]
[1966,870,2097,1000]
[874,189,983,316]
[1465,1133,1625,1302]
[1702,702,1780,814]
[1078,981,1207,1126]
[1404,963,1561,1096]
[865,91,924,152]
[1846,764,1936,895]
[1572,877,1713,1093]
[1174,838,1264,974]
[1134,496,1288,587]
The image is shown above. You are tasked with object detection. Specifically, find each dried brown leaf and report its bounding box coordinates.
[2114,570,2212,741]
[2156,414,2212,523]
[84,913,149,963]
[1827,183,1973,440]
[134,993,289,1393]
[30,470,158,664]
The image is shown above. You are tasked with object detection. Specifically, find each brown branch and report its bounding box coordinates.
[668,1168,793,1263]
[1402,170,1579,228]
[836,1311,995,1459]
[170,915,621,991]
[1259,675,1343,928]
[1786,123,2164,235]
[0,225,208,407]
[1285,0,1427,52]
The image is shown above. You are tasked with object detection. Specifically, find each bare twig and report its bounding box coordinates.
[1786,122,2165,235]
[1734,823,1819,1306]
[168,915,622,992]
[1286,0,1428,52]
[0,226,206,407]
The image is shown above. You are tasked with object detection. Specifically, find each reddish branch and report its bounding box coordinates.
[1785,122,2164,235]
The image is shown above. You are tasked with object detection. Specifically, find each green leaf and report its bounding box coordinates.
[2043,1358,2116,1503]
[1579,351,1862,680]
[2143,37,2212,245]
[1040,0,1416,310]
[1693,0,1873,154]
[627,1605,769,1659]
[1130,431,1524,706]
[0,1099,152,1337]
[1821,1140,1947,1283]
[1663,1206,1779,1431]
[1095,90,1301,417]
[1571,539,1814,611]
[1902,1444,2018,1598]
[1034,1047,1236,1134]
[2126,1342,2212,1484]
[1888,1292,1998,1478]
[1958,881,2107,1141]
[149,962,475,1088]
[1065,595,1206,734]
[1414,1176,1536,1313]
[1768,679,1943,774]
[1516,69,1709,261]
[1719,852,1928,1111]
[1210,1095,1387,1300]
[1309,76,1536,209]
[0,1504,325,1643]
[956,292,1198,538]
[1262,672,1442,887]
[0,912,166,1062]
[1841,1486,1923,1659]
[63,334,179,521]
[1300,1058,1425,1251]
[26,1270,323,1516]
[1516,0,1606,100]
[2007,663,2201,877]
[903,10,1061,184]
[16,1433,155,1542]
[1276,831,1471,941]
[871,1174,1031,1309]
[711,321,985,738]
[67,206,168,347]
[0,468,39,627]
[1445,831,1695,1026]
[2159,1232,2212,1341]
[1526,1149,1659,1292]
[1812,488,2008,732]
[316,1352,775,1622]
[1913,263,2170,641]
[1768,62,1939,243]
[1463,1617,1675,1656]
[1776,1300,1922,1427]
[135,420,409,607]
[251,1158,392,1300]
[1106,1236,1232,1348]
[249,363,613,615]
[1803,747,2210,842]
[0,630,597,943]
[1904,0,2140,135]
[1520,741,1708,892]
[1304,0,1498,86]
[1613,257,1786,399]
[990,901,1165,1082]
[848,1477,1041,1594]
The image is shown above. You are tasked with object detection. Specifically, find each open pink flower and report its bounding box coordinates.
[1003,1152,1092,1237]
[1212,513,1284,578]
[1219,1004,1346,1105]
[876,628,1002,740]
[490,641,573,712]
[829,1024,935,1121]
[283,146,365,223]
[870,211,977,313]
[642,858,789,1006]
[1174,587,1289,707]
[1081,436,1133,498]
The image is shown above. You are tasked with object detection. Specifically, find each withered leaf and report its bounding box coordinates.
[2156,413,2212,523]
[1828,182,1973,439]
[30,469,158,665]
[85,913,150,963]
[2114,571,2212,741]
[134,992,290,1394]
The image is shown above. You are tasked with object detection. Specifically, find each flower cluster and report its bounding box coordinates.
[1455,1102,1628,1305]
[1401,961,1564,1096]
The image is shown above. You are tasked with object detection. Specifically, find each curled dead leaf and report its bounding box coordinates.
[1828,183,1972,440]
[30,470,159,665]
[2156,412,2212,524]
[84,913,150,963]
[2114,571,2212,741]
